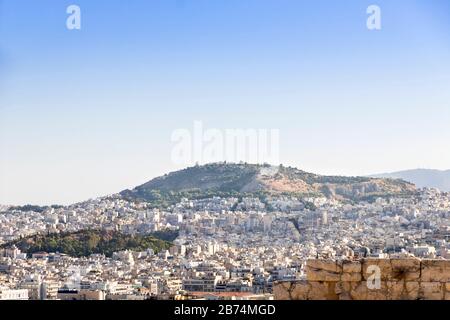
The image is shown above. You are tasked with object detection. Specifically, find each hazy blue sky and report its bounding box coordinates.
[1,0,450,205]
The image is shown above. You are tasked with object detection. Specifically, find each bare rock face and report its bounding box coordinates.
[362,259,392,281]
[341,261,362,282]
[308,282,335,300]
[421,260,450,282]
[335,282,361,300]
[272,282,293,300]
[306,259,341,273]
[419,282,445,300]
[445,283,450,301]
[350,281,391,300]
[386,281,419,300]
[361,258,421,281]
[273,280,336,300]
[341,273,362,282]
[290,282,312,300]
[390,258,421,281]
[274,258,450,300]
[341,261,361,273]
[306,260,342,282]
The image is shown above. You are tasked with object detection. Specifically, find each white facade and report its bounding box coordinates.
[0,288,29,300]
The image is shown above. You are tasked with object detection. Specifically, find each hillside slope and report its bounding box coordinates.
[121,163,416,204]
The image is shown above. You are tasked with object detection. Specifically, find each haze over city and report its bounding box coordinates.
[1,0,450,205]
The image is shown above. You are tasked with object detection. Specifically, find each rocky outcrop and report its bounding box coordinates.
[273,258,450,300]
[121,163,416,203]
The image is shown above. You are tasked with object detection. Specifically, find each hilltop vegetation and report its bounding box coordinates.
[8,204,63,213]
[1,229,177,258]
[120,163,416,206]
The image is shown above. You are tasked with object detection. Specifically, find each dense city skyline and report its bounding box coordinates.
[1,1,450,306]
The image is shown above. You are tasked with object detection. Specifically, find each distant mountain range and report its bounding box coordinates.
[370,169,450,192]
[120,163,416,206]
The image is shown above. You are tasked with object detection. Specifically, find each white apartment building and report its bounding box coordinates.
[0,287,29,300]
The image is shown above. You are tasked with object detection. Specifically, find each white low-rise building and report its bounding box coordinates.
[0,287,29,300]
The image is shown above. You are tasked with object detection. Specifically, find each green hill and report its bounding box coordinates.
[120,163,416,206]
[1,229,177,258]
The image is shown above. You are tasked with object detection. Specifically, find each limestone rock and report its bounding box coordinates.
[386,281,419,300]
[306,260,341,282]
[421,260,450,282]
[289,281,311,300]
[272,282,291,300]
[362,259,392,281]
[308,281,333,300]
[307,270,341,282]
[365,281,390,300]
[341,272,362,282]
[273,281,313,300]
[419,282,444,300]
[349,282,369,300]
[335,281,359,299]
[341,260,361,273]
[306,259,342,272]
[340,261,362,282]
[275,259,450,300]
[390,258,421,281]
